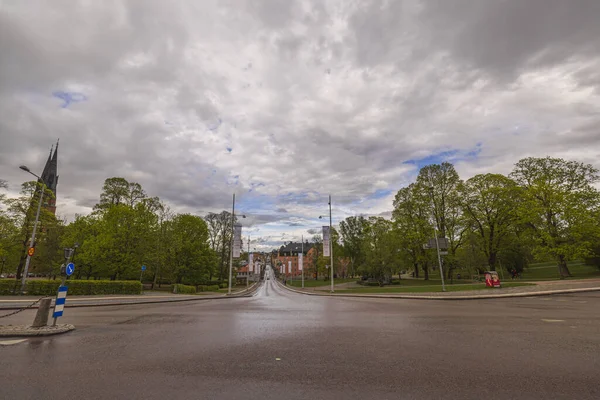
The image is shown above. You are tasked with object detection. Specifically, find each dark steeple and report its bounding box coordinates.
[40,139,59,214]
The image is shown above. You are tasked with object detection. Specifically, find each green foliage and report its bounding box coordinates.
[173,283,196,294]
[511,157,600,277]
[0,279,18,295]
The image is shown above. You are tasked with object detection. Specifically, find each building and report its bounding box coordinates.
[39,140,59,214]
[275,241,315,278]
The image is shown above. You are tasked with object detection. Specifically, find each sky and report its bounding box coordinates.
[1,0,600,250]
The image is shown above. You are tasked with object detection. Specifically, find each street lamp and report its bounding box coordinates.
[228,193,246,295]
[427,185,446,292]
[19,165,46,294]
[319,194,334,293]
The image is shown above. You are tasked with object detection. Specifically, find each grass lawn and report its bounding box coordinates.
[339,282,534,294]
[287,278,356,288]
[424,259,599,282]
[519,261,599,281]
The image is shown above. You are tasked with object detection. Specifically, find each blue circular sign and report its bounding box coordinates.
[66,262,75,276]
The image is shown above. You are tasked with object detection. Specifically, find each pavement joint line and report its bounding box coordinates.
[276,280,600,300]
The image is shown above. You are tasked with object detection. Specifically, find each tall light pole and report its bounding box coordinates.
[319,194,334,293]
[227,194,246,295]
[19,165,46,294]
[428,185,446,292]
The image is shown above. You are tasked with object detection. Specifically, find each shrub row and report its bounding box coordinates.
[173,284,196,294]
[197,284,220,292]
[0,279,142,296]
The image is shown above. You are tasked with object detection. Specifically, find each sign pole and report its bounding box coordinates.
[301,235,304,289]
[228,194,235,295]
[20,182,45,294]
[329,195,334,293]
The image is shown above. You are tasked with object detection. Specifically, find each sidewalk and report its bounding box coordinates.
[283,279,600,300]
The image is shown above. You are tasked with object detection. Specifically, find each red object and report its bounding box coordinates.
[485,271,501,288]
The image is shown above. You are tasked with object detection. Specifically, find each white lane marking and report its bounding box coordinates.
[541,319,565,323]
[0,339,27,346]
[575,301,587,304]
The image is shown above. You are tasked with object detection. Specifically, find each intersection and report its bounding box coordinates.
[1,272,599,399]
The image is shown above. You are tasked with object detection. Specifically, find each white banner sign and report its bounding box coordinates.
[249,253,254,272]
[298,253,303,271]
[322,226,330,257]
[233,224,242,258]
[288,261,292,273]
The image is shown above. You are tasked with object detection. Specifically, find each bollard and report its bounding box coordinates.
[31,298,52,328]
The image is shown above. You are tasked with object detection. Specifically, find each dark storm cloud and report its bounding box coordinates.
[1,0,599,249]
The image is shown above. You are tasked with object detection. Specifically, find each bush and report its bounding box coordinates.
[0,279,19,295]
[0,279,143,296]
[219,283,227,289]
[173,283,196,294]
[207,285,220,292]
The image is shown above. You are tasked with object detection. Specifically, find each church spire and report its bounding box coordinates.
[39,139,59,214]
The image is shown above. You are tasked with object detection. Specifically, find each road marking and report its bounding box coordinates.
[556,299,567,302]
[575,301,587,304]
[0,339,27,346]
[275,358,281,361]
[541,319,564,323]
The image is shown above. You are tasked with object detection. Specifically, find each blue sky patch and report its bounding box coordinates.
[52,91,87,108]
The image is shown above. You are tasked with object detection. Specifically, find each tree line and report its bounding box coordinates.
[335,156,600,281]
[0,177,244,285]
[2,156,599,284]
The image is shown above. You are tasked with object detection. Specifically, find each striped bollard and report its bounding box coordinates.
[52,286,68,326]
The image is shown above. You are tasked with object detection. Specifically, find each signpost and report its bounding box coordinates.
[52,286,68,324]
[140,265,146,282]
[65,262,75,276]
[27,247,35,257]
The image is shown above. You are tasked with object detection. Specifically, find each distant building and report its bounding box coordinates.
[276,241,315,277]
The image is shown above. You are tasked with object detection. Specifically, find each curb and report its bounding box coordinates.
[276,280,600,300]
[0,324,75,337]
[0,287,261,311]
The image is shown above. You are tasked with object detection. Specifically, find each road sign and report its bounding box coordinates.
[27,247,35,257]
[141,265,146,271]
[65,262,75,276]
[52,286,68,318]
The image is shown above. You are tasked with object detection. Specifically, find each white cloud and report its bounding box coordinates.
[1,0,599,249]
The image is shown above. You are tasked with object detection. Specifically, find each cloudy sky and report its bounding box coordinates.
[1,0,599,250]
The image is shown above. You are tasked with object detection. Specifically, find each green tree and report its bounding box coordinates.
[339,216,367,277]
[459,173,520,271]
[393,183,434,280]
[510,157,600,278]
[416,162,466,279]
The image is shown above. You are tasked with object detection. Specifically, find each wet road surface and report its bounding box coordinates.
[1,272,599,399]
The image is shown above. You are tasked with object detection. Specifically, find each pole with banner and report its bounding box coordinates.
[300,235,304,289]
[288,260,292,285]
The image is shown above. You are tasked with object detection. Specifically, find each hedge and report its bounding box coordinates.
[0,279,19,295]
[173,284,196,294]
[0,279,142,296]
[197,284,220,292]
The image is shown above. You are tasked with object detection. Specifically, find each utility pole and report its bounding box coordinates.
[301,235,304,289]
[228,194,235,295]
[19,166,46,294]
[329,195,334,293]
[428,185,446,292]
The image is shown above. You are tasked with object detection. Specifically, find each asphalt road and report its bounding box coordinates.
[1,273,599,399]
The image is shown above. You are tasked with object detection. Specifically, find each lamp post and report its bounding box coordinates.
[227,194,246,295]
[427,185,446,292]
[319,194,334,293]
[19,165,46,294]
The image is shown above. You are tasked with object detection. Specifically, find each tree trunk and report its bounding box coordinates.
[423,262,429,280]
[488,252,497,272]
[413,262,419,278]
[557,255,572,278]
